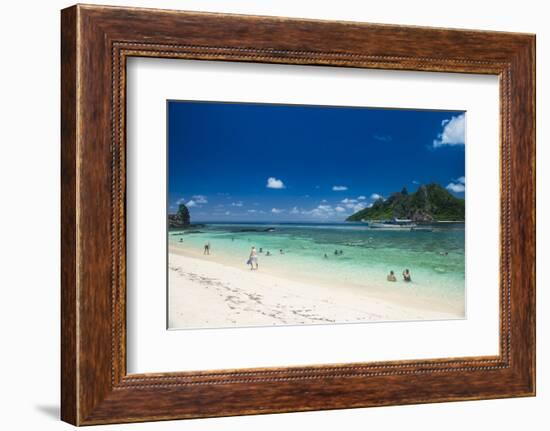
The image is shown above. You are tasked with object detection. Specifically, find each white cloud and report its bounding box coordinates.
[373,134,392,142]
[357,196,366,200]
[309,205,334,218]
[231,201,243,207]
[433,114,465,147]
[446,176,466,193]
[247,209,257,213]
[341,198,357,204]
[180,195,207,208]
[225,211,231,215]
[271,208,284,214]
[446,182,465,193]
[412,180,420,185]
[192,195,208,204]
[340,198,362,210]
[266,177,285,189]
[332,185,348,191]
[290,207,300,214]
[176,197,185,204]
[301,204,334,218]
[370,193,384,201]
[300,201,362,219]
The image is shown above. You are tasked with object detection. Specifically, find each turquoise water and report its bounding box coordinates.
[169,222,465,305]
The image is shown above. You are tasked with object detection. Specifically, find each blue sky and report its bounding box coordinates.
[168,101,465,222]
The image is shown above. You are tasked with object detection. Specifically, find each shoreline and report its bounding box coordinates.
[168,244,465,329]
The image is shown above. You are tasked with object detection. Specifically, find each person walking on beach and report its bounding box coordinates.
[203,242,210,255]
[402,269,412,282]
[387,270,397,282]
[248,246,259,270]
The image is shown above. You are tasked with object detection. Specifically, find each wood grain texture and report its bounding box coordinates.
[60,5,78,425]
[60,4,536,425]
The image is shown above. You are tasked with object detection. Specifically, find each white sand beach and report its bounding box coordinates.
[168,246,464,329]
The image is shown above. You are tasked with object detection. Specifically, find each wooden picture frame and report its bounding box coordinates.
[61,4,535,425]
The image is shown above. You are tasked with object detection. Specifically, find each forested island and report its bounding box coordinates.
[346,183,465,223]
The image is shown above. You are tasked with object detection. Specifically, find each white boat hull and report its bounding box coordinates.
[369,223,416,229]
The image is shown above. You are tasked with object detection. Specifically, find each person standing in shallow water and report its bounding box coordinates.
[402,269,412,282]
[203,242,210,255]
[387,270,397,282]
[249,246,259,270]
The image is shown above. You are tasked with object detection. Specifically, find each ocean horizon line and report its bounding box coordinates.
[172,220,466,225]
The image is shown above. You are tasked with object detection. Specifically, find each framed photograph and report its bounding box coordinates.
[61,4,536,425]
[166,101,467,330]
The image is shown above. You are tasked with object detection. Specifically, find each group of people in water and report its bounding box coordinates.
[323,249,344,259]
[247,246,287,269]
[387,269,412,283]
[202,241,413,282]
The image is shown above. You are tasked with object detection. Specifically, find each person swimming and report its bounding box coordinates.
[280,249,284,254]
[387,270,397,282]
[266,251,271,256]
[402,269,412,282]
[324,253,328,259]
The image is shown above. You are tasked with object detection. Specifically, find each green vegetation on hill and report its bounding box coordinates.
[346,183,465,222]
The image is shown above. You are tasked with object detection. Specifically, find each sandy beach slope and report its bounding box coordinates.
[168,248,463,329]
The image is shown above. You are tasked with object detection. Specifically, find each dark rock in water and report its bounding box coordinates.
[168,203,191,228]
[170,224,205,232]
[236,227,276,233]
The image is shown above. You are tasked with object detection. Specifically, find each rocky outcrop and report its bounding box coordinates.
[168,203,191,228]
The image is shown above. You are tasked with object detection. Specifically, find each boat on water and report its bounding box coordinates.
[368,218,417,229]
